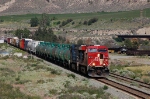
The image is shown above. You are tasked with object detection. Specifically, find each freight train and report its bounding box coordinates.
[5,37,109,77]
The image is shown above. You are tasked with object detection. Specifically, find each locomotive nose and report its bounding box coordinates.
[88,67,109,77]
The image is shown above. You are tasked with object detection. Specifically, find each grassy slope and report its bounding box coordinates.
[0,8,150,30]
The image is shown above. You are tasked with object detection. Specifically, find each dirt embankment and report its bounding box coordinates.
[0,0,16,12]
[0,0,150,15]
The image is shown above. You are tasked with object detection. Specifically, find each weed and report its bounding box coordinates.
[33,65,45,70]
[0,81,41,99]
[0,68,15,77]
[143,78,150,84]
[46,79,54,82]
[67,73,76,79]
[49,89,57,95]
[65,86,107,98]
[63,81,71,88]
[58,94,82,99]
[134,77,141,81]
[0,56,9,60]
[130,82,139,87]
[103,85,108,90]
[1,62,6,65]
[133,69,142,74]
[15,76,20,81]
[37,80,45,84]
[15,80,31,84]
[51,69,61,75]
[36,59,43,62]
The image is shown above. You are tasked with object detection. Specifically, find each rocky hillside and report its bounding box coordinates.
[0,0,150,15]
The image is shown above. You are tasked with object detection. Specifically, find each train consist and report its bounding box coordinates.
[5,37,109,77]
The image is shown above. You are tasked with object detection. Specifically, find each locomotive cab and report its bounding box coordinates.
[87,45,109,77]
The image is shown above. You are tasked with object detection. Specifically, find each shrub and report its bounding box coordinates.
[130,82,139,87]
[103,85,108,90]
[66,86,107,98]
[46,79,54,82]
[60,19,73,27]
[56,21,61,25]
[1,56,9,60]
[49,89,57,95]
[83,21,88,25]
[51,69,61,75]
[147,72,150,76]
[37,80,45,84]
[30,17,39,27]
[0,19,4,22]
[67,73,76,79]
[143,78,150,84]
[15,76,20,81]
[15,80,31,84]
[0,81,40,99]
[88,18,98,25]
[134,77,141,81]
[63,81,71,88]
[72,21,75,25]
[58,94,82,99]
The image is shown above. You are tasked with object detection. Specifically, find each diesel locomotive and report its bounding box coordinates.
[6,37,109,77]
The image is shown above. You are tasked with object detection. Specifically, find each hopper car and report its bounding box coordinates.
[5,37,109,77]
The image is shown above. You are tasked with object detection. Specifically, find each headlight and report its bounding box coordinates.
[103,63,106,65]
[97,54,100,57]
[92,63,95,66]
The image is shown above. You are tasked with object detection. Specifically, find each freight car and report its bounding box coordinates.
[108,47,127,54]
[126,49,150,56]
[5,37,109,77]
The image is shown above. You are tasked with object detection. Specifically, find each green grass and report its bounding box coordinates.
[0,8,150,22]
[0,8,150,30]
[0,81,40,99]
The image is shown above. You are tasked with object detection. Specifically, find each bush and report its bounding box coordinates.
[88,18,98,25]
[60,19,73,27]
[134,77,141,81]
[0,81,40,99]
[72,21,75,25]
[49,89,57,95]
[143,78,150,84]
[51,69,61,75]
[65,86,108,99]
[83,21,88,25]
[15,76,20,81]
[67,73,76,79]
[30,17,39,27]
[63,81,71,88]
[15,80,31,84]
[103,85,108,90]
[0,19,4,22]
[58,94,82,99]
[37,80,45,84]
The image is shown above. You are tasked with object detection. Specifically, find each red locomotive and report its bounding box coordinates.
[71,45,109,77]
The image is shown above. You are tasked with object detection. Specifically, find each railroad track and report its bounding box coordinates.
[109,73,150,89]
[97,78,150,99]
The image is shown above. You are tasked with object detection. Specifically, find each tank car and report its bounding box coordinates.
[27,40,42,54]
[36,42,109,77]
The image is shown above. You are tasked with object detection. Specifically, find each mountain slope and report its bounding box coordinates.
[0,0,150,15]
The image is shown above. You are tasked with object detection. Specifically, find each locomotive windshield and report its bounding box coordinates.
[98,49,107,52]
[88,48,97,52]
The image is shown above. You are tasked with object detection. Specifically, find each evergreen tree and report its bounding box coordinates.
[40,13,50,27]
[30,17,39,27]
